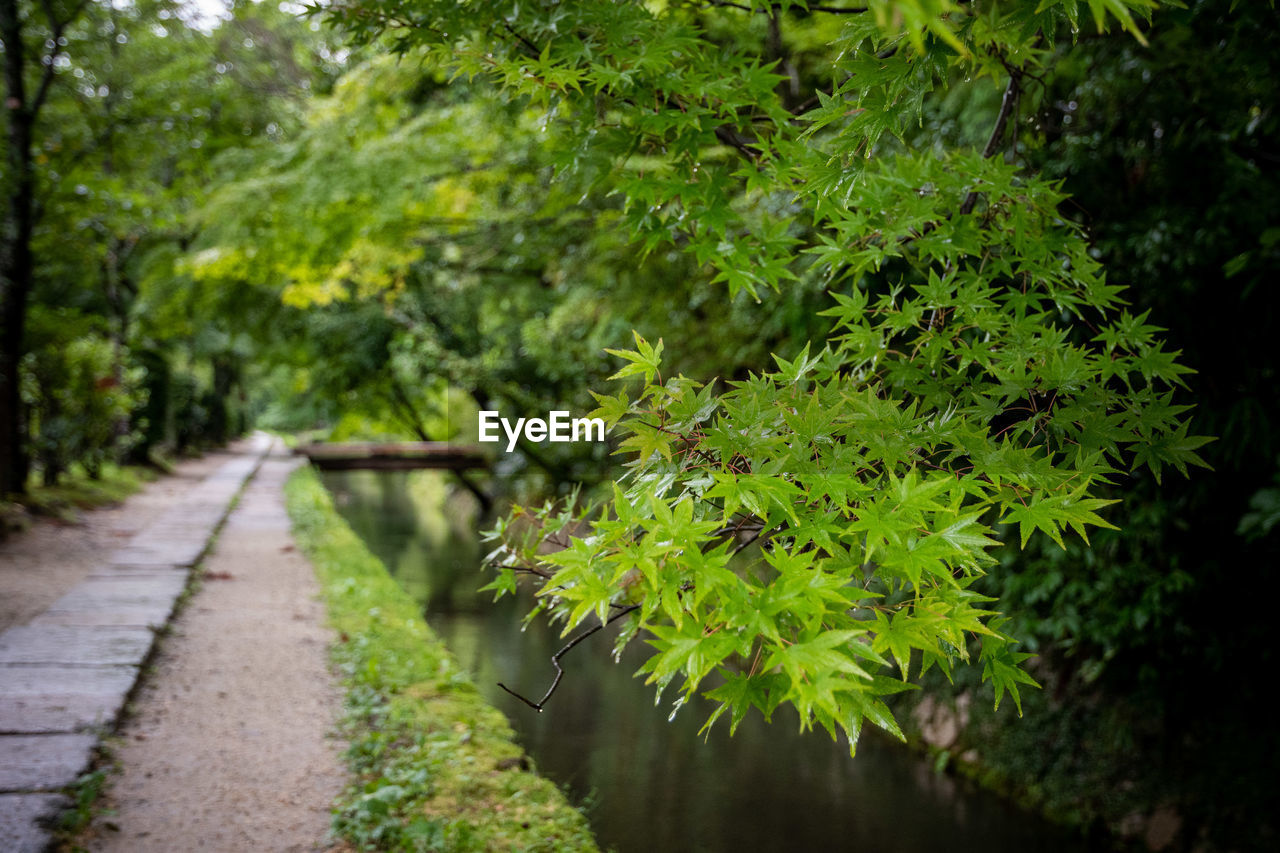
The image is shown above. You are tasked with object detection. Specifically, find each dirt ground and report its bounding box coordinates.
[0,449,237,634]
[0,443,348,851]
[80,451,346,852]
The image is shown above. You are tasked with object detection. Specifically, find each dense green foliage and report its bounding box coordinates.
[301,0,1210,750]
[1,0,334,502]
[190,54,833,491]
[1004,0,1280,686]
[285,465,599,852]
[5,0,1276,846]
[887,2,1280,844]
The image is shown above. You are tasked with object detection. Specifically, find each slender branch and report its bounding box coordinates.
[981,72,1020,161]
[498,604,641,712]
[869,62,1022,263]
[31,0,89,117]
[732,522,785,556]
[489,562,553,580]
[714,124,762,162]
[383,372,493,512]
[959,69,1021,215]
[502,20,542,60]
[707,1,869,14]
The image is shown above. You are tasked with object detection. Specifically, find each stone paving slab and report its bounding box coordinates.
[105,541,207,568]
[135,526,219,543]
[206,457,259,476]
[0,665,138,733]
[188,479,245,493]
[30,578,186,628]
[182,486,243,503]
[138,522,221,538]
[0,433,272,850]
[88,564,185,578]
[27,604,174,629]
[0,626,154,667]
[185,491,242,504]
[0,793,70,853]
[147,510,227,529]
[0,734,97,791]
[43,575,188,610]
[153,505,225,519]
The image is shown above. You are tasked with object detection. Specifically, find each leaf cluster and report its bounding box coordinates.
[317,0,1205,746]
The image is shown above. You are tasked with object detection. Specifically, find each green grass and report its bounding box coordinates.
[284,466,599,853]
[55,767,111,840]
[2,463,157,533]
[33,463,155,513]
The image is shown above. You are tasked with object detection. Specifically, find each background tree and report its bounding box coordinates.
[1,0,88,494]
[191,55,834,496]
[3,0,336,500]
[891,1,1280,842]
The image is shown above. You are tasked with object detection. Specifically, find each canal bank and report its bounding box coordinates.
[284,466,599,852]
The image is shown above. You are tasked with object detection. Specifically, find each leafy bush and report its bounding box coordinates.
[22,327,144,484]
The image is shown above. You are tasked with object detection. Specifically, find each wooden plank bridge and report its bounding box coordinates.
[296,442,488,471]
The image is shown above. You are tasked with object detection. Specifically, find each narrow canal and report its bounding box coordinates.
[321,469,1090,853]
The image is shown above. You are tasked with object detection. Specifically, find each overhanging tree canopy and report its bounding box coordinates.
[306,0,1209,749]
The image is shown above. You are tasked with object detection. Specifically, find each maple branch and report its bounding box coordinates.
[959,67,1022,215]
[706,1,869,13]
[714,124,763,162]
[498,604,641,712]
[489,562,554,580]
[501,20,542,60]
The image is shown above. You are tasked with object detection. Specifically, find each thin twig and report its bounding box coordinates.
[490,563,554,579]
[498,604,641,711]
[707,1,869,14]
[732,522,785,556]
[714,124,763,162]
[502,20,542,60]
[959,69,1021,215]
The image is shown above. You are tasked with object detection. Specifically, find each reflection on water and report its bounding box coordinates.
[322,470,1089,853]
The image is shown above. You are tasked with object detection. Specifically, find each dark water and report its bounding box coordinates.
[322,470,1091,853]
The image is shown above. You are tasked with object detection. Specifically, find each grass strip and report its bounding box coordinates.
[285,466,599,852]
[2,463,157,534]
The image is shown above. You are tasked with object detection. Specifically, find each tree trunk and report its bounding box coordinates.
[1,0,36,496]
[1,0,85,495]
[386,372,494,513]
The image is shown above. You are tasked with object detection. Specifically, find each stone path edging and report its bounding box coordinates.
[0,434,273,853]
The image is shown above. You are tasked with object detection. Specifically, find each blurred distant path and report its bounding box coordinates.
[0,435,346,852]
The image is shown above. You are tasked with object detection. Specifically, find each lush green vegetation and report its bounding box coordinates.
[304,0,1212,752]
[897,4,1280,845]
[285,465,599,851]
[17,458,154,514]
[1,0,341,499]
[4,0,1278,848]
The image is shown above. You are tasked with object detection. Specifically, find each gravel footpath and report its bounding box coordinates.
[82,448,347,851]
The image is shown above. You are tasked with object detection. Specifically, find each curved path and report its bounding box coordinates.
[0,436,346,852]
